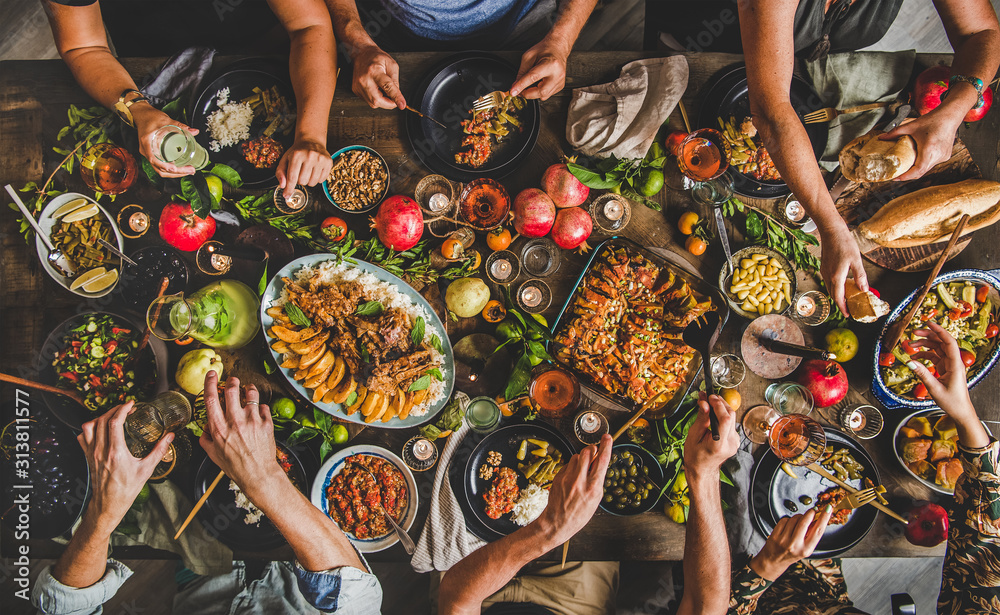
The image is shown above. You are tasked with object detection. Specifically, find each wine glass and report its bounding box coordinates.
[742,405,827,466]
[676,128,731,182]
[691,170,734,206]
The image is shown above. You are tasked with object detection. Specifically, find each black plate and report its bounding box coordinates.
[749,429,879,557]
[405,52,541,182]
[193,442,308,552]
[598,443,665,516]
[189,68,295,187]
[37,312,164,430]
[460,422,575,539]
[698,65,828,198]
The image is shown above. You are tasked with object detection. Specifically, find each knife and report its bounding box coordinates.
[714,204,734,277]
[759,328,836,361]
[829,103,912,203]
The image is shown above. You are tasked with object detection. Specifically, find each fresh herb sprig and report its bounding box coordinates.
[567,154,665,211]
[720,198,821,274]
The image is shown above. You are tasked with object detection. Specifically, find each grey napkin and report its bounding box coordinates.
[805,50,916,170]
[139,46,217,108]
[567,56,689,160]
[727,444,766,560]
[411,393,488,573]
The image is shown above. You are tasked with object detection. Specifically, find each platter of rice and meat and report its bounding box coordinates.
[550,238,726,417]
[261,254,455,428]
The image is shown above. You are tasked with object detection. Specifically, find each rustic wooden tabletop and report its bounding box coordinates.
[2,51,997,562]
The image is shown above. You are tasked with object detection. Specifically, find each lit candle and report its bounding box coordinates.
[784,199,805,223]
[209,253,232,273]
[428,192,449,213]
[129,212,149,233]
[603,198,623,221]
[490,258,512,280]
[285,189,307,210]
[520,284,542,307]
[847,409,866,431]
[795,294,816,317]
[412,438,434,461]
[578,411,601,433]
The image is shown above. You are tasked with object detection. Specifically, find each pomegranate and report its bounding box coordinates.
[541,163,589,208]
[914,65,992,122]
[795,359,848,408]
[512,188,556,238]
[370,195,423,251]
[550,207,593,252]
[904,501,949,547]
[158,202,216,251]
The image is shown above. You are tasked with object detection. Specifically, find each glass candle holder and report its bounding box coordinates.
[195,241,232,276]
[117,204,152,239]
[485,249,520,284]
[574,410,609,445]
[516,279,551,314]
[790,290,831,326]
[589,194,632,233]
[839,405,884,439]
[273,185,311,214]
[520,238,561,278]
[402,436,439,472]
[781,195,818,233]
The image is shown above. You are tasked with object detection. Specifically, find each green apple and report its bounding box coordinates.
[175,349,224,394]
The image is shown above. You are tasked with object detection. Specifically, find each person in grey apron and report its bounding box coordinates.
[738,0,1000,317]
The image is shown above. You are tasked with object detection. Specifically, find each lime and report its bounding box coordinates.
[205,175,224,202]
[646,142,666,165]
[272,397,296,420]
[331,424,349,444]
[825,328,859,362]
[495,319,523,342]
[609,184,621,194]
[134,483,151,506]
[638,169,664,197]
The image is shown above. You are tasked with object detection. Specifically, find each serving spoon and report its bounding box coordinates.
[360,467,416,554]
[682,311,722,440]
[5,184,75,277]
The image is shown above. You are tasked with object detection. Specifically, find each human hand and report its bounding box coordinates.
[750,507,832,581]
[351,44,405,110]
[908,323,983,429]
[533,434,612,545]
[133,105,198,178]
[683,393,739,482]
[819,222,869,316]
[510,36,570,100]
[880,113,960,182]
[276,138,332,199]
[78,402,174,534]
[199,373,284,497]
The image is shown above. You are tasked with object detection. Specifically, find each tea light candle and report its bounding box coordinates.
[490,258,513,281]
[428,192,449,213]
[520,284,542,308]
[846,409,866,431]
[603,198,624,221]
[578,411,602,433]
[129,211,150,233]
[784,199,806,223]
[795,294,817,317]
[209,253,232,273]
[412,438,435,461]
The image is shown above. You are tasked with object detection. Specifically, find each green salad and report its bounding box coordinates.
[879,281,998,399]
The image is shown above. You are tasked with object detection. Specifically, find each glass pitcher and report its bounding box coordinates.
[147,279,260,349]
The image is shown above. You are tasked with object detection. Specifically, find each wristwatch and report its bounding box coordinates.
[947,74,986,110]
[113,89,150,127]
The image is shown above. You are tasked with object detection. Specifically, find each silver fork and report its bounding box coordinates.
[359,467,415,554]
[472,91,505,112]
[834,487,877,512]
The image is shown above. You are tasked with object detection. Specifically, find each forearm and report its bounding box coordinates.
[677,472,730,615]
[439,521,559,615]
[326,0,378,57]
[546,0,599,52]
[287,25,336,144]
[51,511,115,589]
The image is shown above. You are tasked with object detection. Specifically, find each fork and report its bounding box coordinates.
[803,102,891,124]
[834,487,877,511]
[472,91,506,112]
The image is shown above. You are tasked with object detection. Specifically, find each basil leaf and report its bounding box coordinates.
[428,367,444,381]
[343,391,358,407]
[419,424,442,439]
[408,374,431,392]
[284,302,312,327]
[355,301,383,316]
[209,162,243,187]
[411,316,425,346]
[429,334,443,353]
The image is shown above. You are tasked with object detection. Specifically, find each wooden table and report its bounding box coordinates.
[2,51,998,563]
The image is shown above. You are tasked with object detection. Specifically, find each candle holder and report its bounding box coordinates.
[485,249,521,284]
[574,410,609,445]
[117,204,152,239]
[520,237,561,278]
[195,241,232,276]
[402,436,439,472]
[415,174,458,215]
[790,290,831,326]
[273,185,311,214]
[589,194,632,233]
[839,405,883,439]
[780,194,818,233]
[516,279,551,314]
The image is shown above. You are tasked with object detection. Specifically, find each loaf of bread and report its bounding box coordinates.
[839,132,916,182]
[857,179,1000,248]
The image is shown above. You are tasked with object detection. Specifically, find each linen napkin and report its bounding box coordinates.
[805,50,916,170]
[567,56,689,160]
[411,394,488,573]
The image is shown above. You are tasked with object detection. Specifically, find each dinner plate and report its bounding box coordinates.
[36,311,168,431]
[193,442,308,552]
[749,428,879,558]
[310,444,418,553]
[260,254,455,428]
[35,193,125,298]
[189,68,295,187]
[892,409,993,495]
[405,52,541,182]
[697,65,828,198]
[461,422,575,539]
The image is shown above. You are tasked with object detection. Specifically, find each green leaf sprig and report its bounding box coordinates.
[284,302,312,327]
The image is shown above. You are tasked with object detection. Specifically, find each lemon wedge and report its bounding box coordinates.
[62,203,100,223]
[52,198,91,219]
[81,268,119,294]
[69,267,108,291]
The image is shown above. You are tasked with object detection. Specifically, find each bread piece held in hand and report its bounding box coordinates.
[845,279,890,323]
[840,132,917,182]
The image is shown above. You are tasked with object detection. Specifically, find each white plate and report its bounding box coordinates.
[35,193,124,298]
[310,444,418,553]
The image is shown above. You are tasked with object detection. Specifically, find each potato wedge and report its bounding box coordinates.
[344,385,367,415]
[269,325,317,343]
[306,349,336,380]
[399,390,415,421]
[365,395,389,423]
[382,389,404,423]
[293,366,311,381]
[269,312,292,326]
[321,388,338,404]
[411,388,429,408]
[311,383,330,404]
[290,330,330,355]
[279,354,300,369]
[265,306,284,318]
[270,340,290,354]
[331,373,357,404]
[304,362,335,389]
[299,343,326,370]
[360,391,382,417]
[326,356,346,390]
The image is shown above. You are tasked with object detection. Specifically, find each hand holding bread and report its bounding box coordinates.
[840,132,917,182]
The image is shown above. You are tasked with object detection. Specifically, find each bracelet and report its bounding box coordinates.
[945,74,986,110]
[113,89,150,127]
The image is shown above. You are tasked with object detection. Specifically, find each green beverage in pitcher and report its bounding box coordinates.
[150,280,260,349]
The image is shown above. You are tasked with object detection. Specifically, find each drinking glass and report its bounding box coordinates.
[151,125,210,170]
[691,171,734,206]
[80,143,137,195]
[676,128,731,182]
[125,391,191,445]
[711,353,746,388]
[528,365,581,419]
[465,396,501,434]
[764,382,815,416]
[741,405,826,465]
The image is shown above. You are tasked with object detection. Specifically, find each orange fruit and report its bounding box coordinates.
[685,236,707,256]
[665,131,688,156]
[720,388,741,412]
[486,227,512,251]
[678,211,700,236]
[441,237,463,259]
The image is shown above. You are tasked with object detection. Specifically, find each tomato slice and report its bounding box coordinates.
[986,323,999,338]
[913,383,930,400]
[878,352,896,366]
[977,285,989,304]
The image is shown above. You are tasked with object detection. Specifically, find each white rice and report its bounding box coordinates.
[206,100,253,150]
[216,87,230,105]
[230,480,263,525]
[278,261,448,416]
[511,484,548,526]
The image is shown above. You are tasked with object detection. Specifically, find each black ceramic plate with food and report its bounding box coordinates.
[749,429,879,557]
[460,422,574,540]
[599,444,665,516]
[193,442,308,552]
[37,312,168,430]
[405,52,541,182]
[698,65,828,198]
[190,68,295,187]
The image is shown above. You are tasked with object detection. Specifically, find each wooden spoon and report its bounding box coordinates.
[0,372,85,406]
